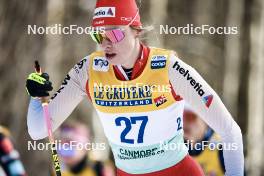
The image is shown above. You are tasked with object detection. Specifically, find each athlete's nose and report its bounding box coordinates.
[101,39,113,52]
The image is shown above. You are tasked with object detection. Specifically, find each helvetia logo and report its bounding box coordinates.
[93,7,116,19]
[172,61,205,97]
[107,8,114,16]
[172,61,214,108]
[203,94,213,108]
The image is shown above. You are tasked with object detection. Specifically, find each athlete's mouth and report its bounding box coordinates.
[105,53,117,60]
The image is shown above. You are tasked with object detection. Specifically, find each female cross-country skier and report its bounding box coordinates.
[26,0,244,175]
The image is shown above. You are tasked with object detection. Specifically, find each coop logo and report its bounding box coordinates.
[151,55,167,69]
[154,95,167,107]
[93,57,109,72]
[93,7,116,19]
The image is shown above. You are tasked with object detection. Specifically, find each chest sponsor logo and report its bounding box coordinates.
[154,95,167,107]
[93,7,116,19]
[151,55,167,69]
[93,85,153,107]
[93,57,109,72]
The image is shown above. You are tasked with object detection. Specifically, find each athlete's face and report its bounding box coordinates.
[57,126,91,167]
[99,25,140,66]
[59,140,87,166]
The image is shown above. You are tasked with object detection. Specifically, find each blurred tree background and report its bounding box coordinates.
[0,0,263,175]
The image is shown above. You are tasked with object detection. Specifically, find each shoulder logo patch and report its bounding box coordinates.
[93,57,109,72]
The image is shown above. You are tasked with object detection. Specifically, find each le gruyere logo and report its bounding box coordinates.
[93,85,153,107]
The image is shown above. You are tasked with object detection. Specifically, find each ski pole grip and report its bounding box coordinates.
[34,61,48,103]
[34,60,41,74]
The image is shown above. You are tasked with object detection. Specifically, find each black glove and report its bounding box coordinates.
[26,72,53,97]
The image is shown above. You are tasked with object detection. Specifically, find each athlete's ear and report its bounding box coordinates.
[135,29,141,37]
[130,26,142,38]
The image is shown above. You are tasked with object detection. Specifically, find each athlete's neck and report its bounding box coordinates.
[121,40,141,69]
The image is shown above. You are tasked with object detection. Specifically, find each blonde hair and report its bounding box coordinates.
[131,25,154,38]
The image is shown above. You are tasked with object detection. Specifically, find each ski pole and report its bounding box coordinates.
[34,61,61,176]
